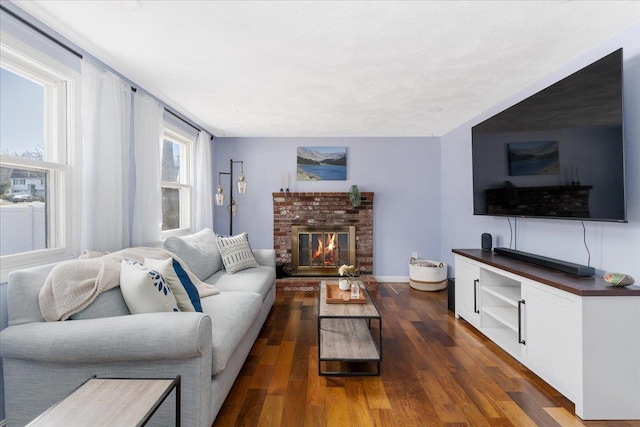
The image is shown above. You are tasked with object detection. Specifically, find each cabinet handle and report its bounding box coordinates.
[518,299,526,345]
[473,279,480,313]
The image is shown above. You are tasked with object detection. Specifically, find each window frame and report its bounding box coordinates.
[0,36,78,282]
[160,127,194,238]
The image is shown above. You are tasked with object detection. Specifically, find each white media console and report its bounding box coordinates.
[453,249,640,420]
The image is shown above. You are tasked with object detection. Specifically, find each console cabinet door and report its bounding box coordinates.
[521,281,580,401]
[454,256,482,328]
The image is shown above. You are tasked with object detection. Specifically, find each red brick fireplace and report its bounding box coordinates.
[272,192,374,278]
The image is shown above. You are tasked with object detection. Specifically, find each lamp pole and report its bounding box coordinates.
[217,159,245,236]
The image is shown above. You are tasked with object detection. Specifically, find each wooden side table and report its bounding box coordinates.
[26,376,181,427]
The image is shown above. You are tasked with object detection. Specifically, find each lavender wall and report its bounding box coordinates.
[214,137,441,278]
[441,24,640,279]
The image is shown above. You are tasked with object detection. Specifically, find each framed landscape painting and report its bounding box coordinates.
[297,146,347,181]
[508,141,559,176]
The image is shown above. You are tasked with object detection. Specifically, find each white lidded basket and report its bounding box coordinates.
[409,259,448,291]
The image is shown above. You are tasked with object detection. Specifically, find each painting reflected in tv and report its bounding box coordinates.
[508,141,559,176]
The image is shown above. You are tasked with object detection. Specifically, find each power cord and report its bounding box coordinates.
[507,217,513,249]
[581,221,591,267]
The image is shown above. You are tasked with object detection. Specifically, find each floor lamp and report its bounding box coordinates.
[215,159,246,236]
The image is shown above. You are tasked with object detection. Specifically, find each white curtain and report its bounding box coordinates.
[194,131,214,231]
[131,93,164,246]
[80,60,131,252]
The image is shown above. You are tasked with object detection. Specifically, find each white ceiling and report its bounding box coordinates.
[13,1,640,138]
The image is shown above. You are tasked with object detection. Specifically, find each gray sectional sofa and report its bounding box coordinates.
[0,228,276,426]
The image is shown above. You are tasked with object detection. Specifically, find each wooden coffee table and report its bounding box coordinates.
[318,280,382,376]
[26,376,181,426]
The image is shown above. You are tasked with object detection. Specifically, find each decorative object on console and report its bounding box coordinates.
[604,272,635,287]
[216,159,247,235]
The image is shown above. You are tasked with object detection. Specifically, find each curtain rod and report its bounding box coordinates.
[0,3,83,58]
[164,107,210,138]
[1,3,214,140]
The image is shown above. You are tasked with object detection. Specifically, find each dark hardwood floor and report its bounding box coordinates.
[213,283,640,427]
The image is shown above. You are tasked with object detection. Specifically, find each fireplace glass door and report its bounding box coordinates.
[292,226,356,275]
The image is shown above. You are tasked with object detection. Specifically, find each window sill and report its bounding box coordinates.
[160,227,193,241]
[1,249,75,283]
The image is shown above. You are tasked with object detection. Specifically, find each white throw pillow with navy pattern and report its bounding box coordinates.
[120,258,180,314]
[144,257,203,312]
[216,232,260,274]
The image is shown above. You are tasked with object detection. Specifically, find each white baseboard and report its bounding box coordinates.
[374,276,409,283]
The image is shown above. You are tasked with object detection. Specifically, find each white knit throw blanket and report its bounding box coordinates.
[38,247,219,322]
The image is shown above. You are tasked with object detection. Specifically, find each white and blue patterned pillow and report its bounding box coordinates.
[119,258,180,314]
[216,232,260,274]
[144,257,203,312]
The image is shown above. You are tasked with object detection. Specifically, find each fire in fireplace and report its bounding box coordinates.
[291,225,356,276]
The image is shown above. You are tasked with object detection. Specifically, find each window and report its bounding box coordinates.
[161,128,193,234]
[0,40,76,279]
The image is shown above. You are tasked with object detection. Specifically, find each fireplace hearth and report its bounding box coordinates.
[291,225,356,276]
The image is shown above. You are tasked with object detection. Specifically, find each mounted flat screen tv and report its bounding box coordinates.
[472,48,626,222]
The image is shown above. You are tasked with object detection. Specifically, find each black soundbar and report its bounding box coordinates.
[493,247,595,277]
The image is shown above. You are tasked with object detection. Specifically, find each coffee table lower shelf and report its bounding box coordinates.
[318,317,382,376]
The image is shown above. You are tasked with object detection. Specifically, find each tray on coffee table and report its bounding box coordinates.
[325,282,366,304]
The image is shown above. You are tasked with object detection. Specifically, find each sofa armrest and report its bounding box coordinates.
[0,312,212,363]
[253,249,276,269]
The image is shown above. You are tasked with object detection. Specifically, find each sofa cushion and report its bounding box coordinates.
[200,291,262,375]
[164,228,223,281]
[69,288,131,320]
[216,232,259,274]
[120,259,180,314]
[144,257,203,312]
[205,266,276,301]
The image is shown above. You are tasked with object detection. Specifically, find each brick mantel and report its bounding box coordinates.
[273,192,374,275]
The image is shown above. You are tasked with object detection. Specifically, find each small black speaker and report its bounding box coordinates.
[481,233,492,251]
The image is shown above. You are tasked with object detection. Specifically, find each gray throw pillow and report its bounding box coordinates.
[164,228,223,281]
